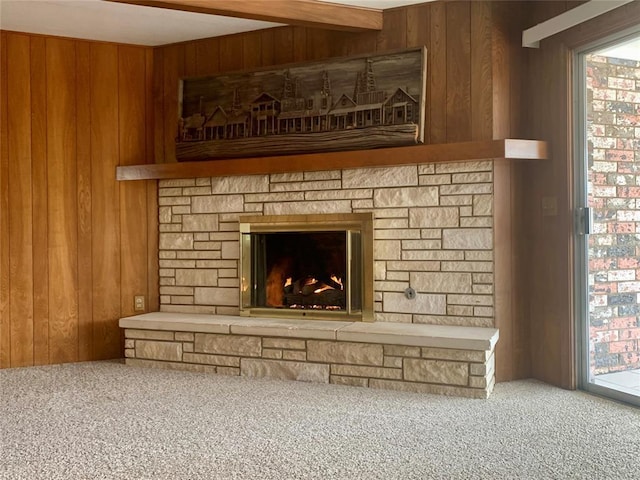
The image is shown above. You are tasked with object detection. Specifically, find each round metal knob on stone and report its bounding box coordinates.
[404,287,416,300]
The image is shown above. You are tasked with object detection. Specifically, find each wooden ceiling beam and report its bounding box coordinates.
[106,0,383,32]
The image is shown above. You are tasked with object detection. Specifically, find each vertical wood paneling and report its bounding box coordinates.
[261,30,275,67]
[273,27,294,65]
[195,37,220,76]
[146,48,159,313]
[445,1,471,142]
[471,1,493,141]
[243,31,262,69]
[430,2,447,144]
[30,36,49,365]
[119,46,149,319]
[184,42,197,77]
[219,35,243,72]
[0,31,11,368]
[376,8,407,51]
[153,48,165,164]
[46,37,79,364]
[90,43,121,360]
[305,29,332,61]
[163,45,184,164]
[76,42,93,362]
[406,4,430,145]
[1,32,155,369]
[7,34,34,367]
[292,27,307,62]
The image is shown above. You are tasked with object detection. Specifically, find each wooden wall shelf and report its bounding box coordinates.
[116,139,548,181]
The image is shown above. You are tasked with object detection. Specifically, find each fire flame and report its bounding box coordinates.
[331,275,343,290]
[284,277,292,288]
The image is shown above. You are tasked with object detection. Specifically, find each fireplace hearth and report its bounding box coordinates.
[240,213,373,321]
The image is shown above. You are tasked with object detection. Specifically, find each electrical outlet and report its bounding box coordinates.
[134,295,145,312]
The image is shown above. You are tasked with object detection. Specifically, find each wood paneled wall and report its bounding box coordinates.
[0,32,159,368]
[523,1,640,389]
[153,1,499,163]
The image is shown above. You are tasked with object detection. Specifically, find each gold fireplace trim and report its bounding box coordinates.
[239,213,374,322]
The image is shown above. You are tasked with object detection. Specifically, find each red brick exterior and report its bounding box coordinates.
[587,54,640,375]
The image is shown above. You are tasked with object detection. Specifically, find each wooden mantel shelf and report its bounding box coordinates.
[116,139,548,181]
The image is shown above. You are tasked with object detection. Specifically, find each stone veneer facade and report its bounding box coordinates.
[158,161,495,328]
[587,53,640,374]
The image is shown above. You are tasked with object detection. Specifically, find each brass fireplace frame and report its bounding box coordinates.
[239,212,374,322]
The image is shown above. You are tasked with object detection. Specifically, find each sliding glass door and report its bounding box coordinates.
[576,30,640,405]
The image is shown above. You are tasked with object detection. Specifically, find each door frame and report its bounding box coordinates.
[573,26,640,406]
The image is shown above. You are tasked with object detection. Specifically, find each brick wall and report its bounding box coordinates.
[587,54,640,374]
[158,161,495,328]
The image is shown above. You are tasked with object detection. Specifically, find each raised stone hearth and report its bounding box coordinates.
[120,312,498,398]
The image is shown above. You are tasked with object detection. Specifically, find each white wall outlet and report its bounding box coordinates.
[134,295,145,312]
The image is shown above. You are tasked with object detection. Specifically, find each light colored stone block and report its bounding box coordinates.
[126,358,218,375]
[241,358,329,383]
[440,195,472,206]
[441,261,493,273]
[136,340,182,362]
[262,348,283,359]
[435,161,492,173]
[473,195,493,216]
[375,313,412,323]
[330,364,402,379]
[422,347,488,363]
[160,179,196,188]
[160,224,182,232]
[217,367,240,376]
[419,174,452,186]
[384,356,403,368]
[448,294,493,306]
[221,241,240,259]
[304,170,341,181]
[386,260,441,271]
[330,376,369,387]
[470,353,494,376]
[404,358,468,385]
[369,379,488,399]
[374,240,401,260]
[183,343,194,352]
[159,286,194,296]
[442,228,492,250]
[125,329,174,341]
[409,207,459,228]
[262,338,306,350]
[175,332,195,342]
[383,345,421,357]
[182,214,219,232]
[192,195,244,213]
[414,314,494,328]
[375,229,421,240]
[264,200,352,215]
[195,333,261,356]
[211,175,269,194]
[244,192,304,203]
[194,287,238,306]
[124,339,135,349]
[374,186,438,208]
[282,350,306,361]
[307,341,383,366]
[125,348,135,358]
[375,218,409,229]
[461,218,492,228]
[440,184,492,195]
[410,272,472,294]
[271,172,303,182]
[159,259,196,268]
[306,189,371,200]
[175,269,218,286]
[452,172,492,184]
[159,233,193,250]
[383,292,446,315]
[183,352,240,367]
[271,180,341,192]
[342,166,418,188]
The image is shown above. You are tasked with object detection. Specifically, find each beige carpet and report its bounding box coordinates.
[1,360,638,479]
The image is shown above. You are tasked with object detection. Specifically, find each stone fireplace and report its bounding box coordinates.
[122,159,504,398]
[157,162,495,329]
[239,213,374,321]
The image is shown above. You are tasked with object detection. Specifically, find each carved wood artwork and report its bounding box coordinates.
[177,48,427,161]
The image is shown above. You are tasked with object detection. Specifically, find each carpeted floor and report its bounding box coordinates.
[0,361,638,480]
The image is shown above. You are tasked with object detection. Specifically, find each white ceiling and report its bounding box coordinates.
[0,0,429,46]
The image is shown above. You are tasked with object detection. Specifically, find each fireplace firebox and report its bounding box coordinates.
[240,213,373,321]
